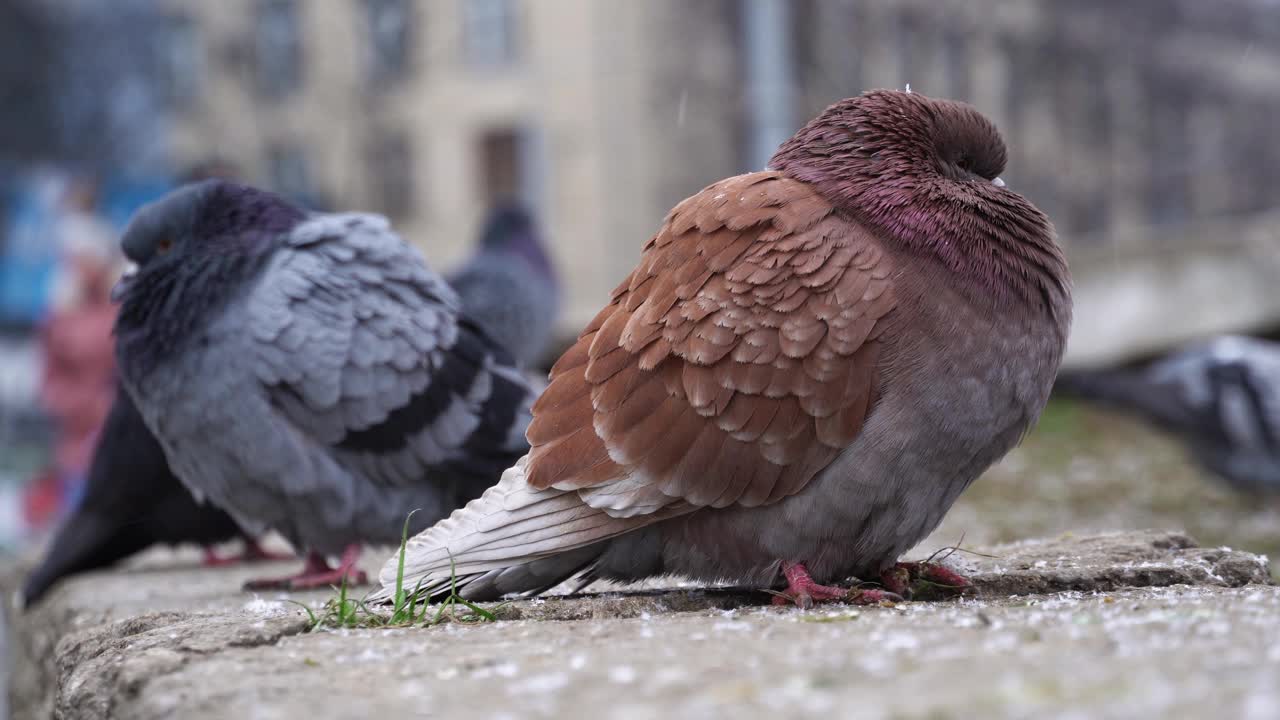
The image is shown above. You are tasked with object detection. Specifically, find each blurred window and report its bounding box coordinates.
[1226,99,1273,216]
[362,0,413,85]
[1145,77,1190,226]
[254,0,303,98]
[268,143,310,201]
[479,128,520,204]
[366,130,415,221]
[158,14,202,108]
[478,125,548,216]
[463,0,518,68]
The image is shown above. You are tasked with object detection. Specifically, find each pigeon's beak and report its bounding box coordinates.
[992,177,1006,188]
[111,262,138,303]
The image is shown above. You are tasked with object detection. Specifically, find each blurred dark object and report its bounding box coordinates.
[0,1,60,168]
[0,0,171,175]
[179,158,242,184]
[21,387,272,608]
[448,202,560,370]
[1056,335,1280,495]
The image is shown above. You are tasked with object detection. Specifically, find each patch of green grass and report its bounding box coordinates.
[937,401,1280,579]
[289,512,505,631]
[1032,397,1088,438]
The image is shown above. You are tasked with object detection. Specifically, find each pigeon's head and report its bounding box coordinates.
[113,180,304,302]
[477,202,555,279]
[770,89,1009,204]
[480,203,536,250]
[769,89,1064,306]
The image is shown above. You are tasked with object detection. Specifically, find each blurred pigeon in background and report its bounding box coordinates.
[376,90,1071,607]
[448,203,560,370]
[111,180,535,590]
[1056,335,1280,494]
[21,387,285,608]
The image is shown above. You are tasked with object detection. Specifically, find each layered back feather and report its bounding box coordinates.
[114,182,537,554]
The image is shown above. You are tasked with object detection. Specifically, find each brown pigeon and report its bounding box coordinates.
[376,89,1072,607]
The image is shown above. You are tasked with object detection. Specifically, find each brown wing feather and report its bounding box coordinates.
[526,171,897,517]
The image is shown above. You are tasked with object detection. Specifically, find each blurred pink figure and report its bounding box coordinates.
[25,179,120,531]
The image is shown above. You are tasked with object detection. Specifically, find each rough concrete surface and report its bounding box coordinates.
[2,529,1275,720]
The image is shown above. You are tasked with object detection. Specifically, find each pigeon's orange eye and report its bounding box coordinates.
[157,238,173,254]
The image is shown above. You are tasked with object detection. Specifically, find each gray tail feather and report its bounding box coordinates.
[1055,368,1195,431]
[409,544,605,603]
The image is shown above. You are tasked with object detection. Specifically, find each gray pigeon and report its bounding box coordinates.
[1056,335,1280,494]
[448,203,560,369]
[374,90,1070,606]
[112,180,535,589]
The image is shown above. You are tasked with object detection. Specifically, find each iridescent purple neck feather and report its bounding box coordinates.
[769,89,1069,318]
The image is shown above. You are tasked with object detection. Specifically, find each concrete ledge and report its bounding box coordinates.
[4,530,1275,719]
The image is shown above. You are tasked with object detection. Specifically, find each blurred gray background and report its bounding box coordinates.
[6,0,1280,351]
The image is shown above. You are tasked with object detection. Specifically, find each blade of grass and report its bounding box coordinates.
[392,509,420,613]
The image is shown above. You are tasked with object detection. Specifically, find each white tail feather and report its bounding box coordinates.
[372,456,660,602]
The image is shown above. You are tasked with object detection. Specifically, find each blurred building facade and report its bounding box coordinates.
[156,0,1280,364]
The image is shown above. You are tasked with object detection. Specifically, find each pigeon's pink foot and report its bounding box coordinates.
[202,548,240,567]
[771,562,902,609]
[242,545,367,591]
[879,561,974,600]
[202,539,294,567]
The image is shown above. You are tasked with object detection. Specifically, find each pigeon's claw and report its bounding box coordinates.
[242,545,367,591]
[772,562,902,608]
[880,561,974,600]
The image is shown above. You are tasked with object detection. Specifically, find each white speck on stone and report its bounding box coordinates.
[652,666,686,687]
[569,654,587,670]
[242,597,287,616]
[507,672,570,695]
[880,632,920,652]
[609,666,637,684]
